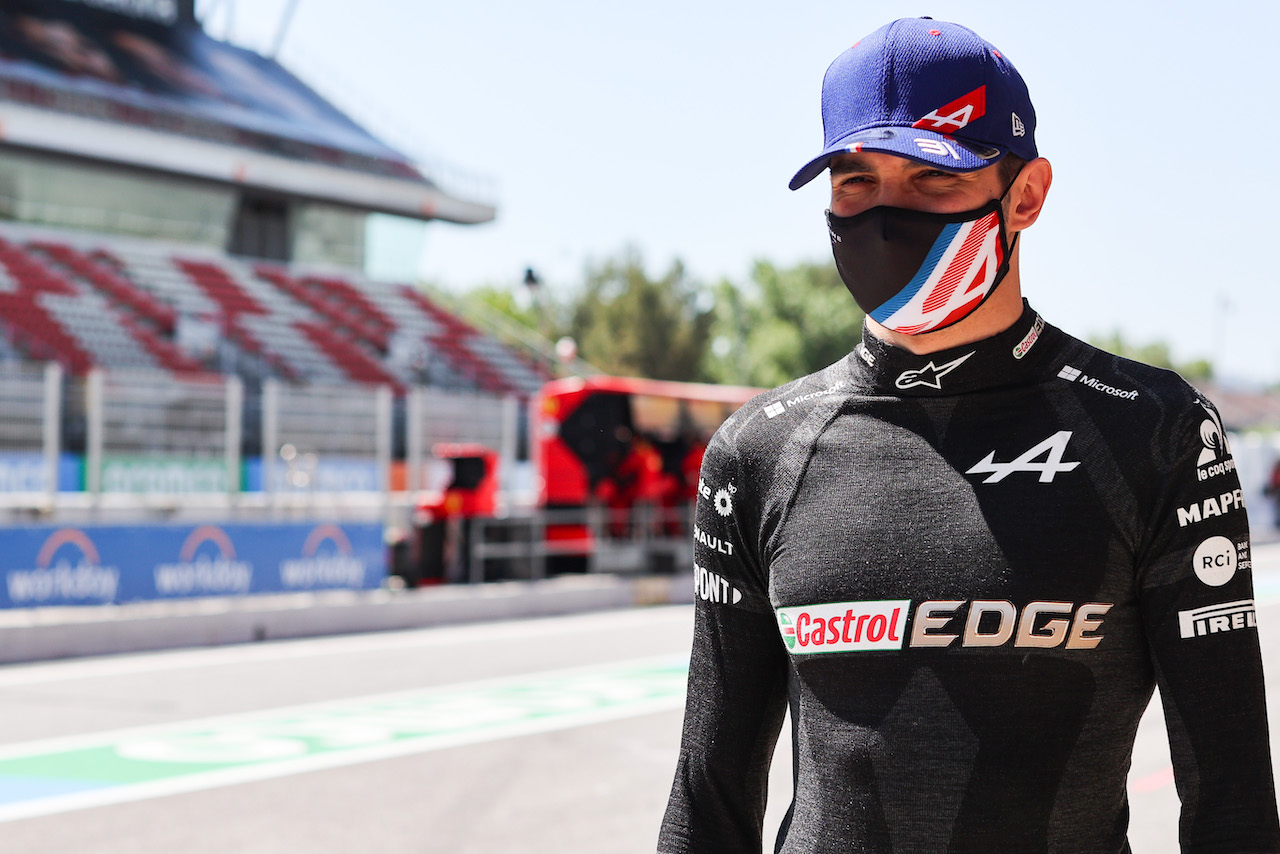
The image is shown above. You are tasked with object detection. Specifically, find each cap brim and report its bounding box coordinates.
[788,127,1005,190]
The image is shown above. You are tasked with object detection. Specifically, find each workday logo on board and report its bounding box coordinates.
[6,528,120,604]
[153,525,253,596]
[279,524,367,589]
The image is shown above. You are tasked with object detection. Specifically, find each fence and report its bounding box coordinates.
[0,363,523,521]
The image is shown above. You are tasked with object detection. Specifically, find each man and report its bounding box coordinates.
[659,17,1280,854]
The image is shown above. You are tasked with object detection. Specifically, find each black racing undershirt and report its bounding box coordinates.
[659,303,1280,854]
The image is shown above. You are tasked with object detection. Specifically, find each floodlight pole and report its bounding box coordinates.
[269,0,303,58]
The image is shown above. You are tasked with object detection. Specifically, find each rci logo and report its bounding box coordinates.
[1193,536,1240,587]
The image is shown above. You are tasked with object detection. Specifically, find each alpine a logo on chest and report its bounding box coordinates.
[966,430,1081,483]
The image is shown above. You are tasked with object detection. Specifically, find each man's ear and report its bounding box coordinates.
[1006,157,1052,232]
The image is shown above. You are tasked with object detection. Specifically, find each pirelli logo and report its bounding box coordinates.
[1178,599,1257,639]
[777,599,1113,654]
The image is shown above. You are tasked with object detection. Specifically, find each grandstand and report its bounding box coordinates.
[0,0,553,445]
[0,223,548,397]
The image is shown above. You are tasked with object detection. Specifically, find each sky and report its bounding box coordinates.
[201,0,1280,386]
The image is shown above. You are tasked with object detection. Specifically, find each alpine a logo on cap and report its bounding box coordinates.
[912,86,987,133]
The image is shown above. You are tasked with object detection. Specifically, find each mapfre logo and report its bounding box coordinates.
[1177,489,1244,527]
[912,85,987,132]
[966,431,1080,483]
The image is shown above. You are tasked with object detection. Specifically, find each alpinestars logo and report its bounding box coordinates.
[967,431,1081,483]
[895,351,975,390]
[912,86,987,132]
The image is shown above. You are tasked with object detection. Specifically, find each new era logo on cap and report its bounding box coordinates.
[789,17,1038,190]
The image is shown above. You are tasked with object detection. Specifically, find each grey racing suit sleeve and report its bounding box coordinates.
[658,429,789,854]
[1136,395,1280,851]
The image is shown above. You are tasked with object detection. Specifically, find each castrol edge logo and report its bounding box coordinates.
[777,599,1113,654]
[779,600,909,652]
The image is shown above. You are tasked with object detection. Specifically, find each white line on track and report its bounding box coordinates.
[0,654,690,824]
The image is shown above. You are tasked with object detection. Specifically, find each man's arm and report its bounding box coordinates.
[658,432,789,854]
[1138,397,1280,851]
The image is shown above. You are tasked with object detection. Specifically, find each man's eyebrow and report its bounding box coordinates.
[829,159,873,177]
[829,158,966,178]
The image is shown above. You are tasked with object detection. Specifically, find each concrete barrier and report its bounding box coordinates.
[0,572,697,664]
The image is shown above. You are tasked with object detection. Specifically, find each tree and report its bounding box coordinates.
[704,260,864,388]
[1089,331,1213,382]
[567,249,713,382]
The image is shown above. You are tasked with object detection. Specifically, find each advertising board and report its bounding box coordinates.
[0,521,385,608]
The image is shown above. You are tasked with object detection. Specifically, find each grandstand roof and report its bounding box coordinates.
[0,0,494,224]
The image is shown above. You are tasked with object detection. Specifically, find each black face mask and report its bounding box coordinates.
[827,195,1015,335]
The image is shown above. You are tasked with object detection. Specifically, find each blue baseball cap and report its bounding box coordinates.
[789,18,1038,190]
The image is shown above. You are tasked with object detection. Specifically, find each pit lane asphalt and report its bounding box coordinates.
[0,548,1276,852]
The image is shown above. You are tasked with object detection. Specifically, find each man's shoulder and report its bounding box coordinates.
[712,358,853,454]
[1054,333,1216,442]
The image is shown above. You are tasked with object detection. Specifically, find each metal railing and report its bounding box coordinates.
[0,363,522,523]
[453,504,694,584]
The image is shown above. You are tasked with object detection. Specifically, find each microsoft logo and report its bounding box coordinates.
[1057,365,1081,382]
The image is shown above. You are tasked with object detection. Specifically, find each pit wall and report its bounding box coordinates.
[0,521,385,609]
